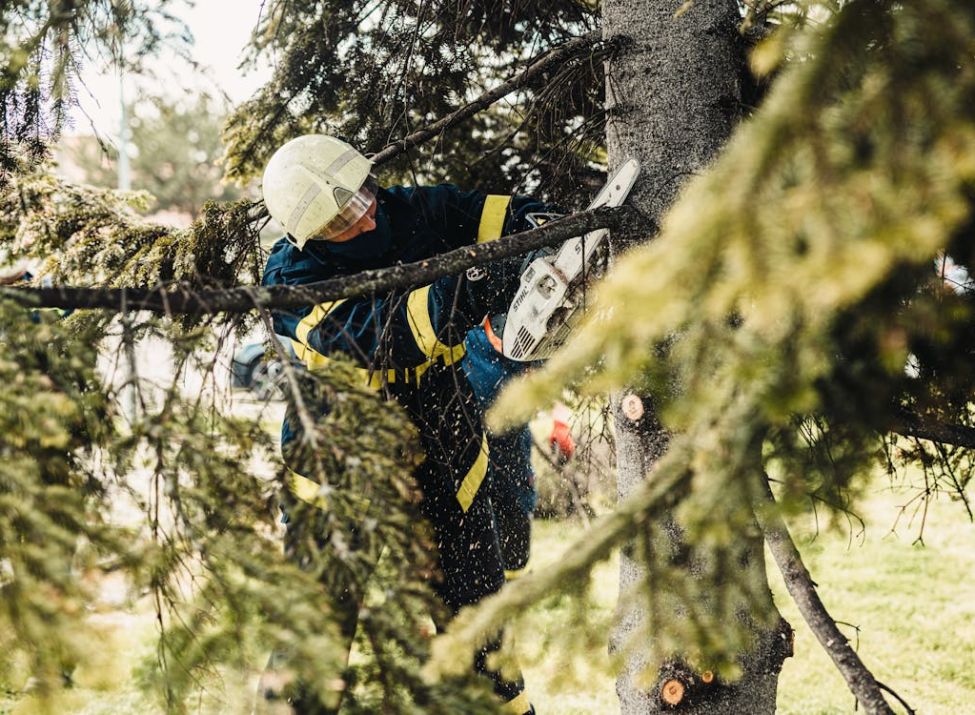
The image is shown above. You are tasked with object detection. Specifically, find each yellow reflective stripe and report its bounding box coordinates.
[295,299,346,344]
[443,342,466,365]
[287,470,329,510]
[290,294,466,386]
[456,434,489,513]
[291,338,391,389]
[504,568,527,581]
[413,359,433,383]
[503,691,531,714]
[478,195,512,244]
[406,284,456,359]
[291,338,331,370]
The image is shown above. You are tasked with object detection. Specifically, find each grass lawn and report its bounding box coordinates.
[524,477,975,714]
[3,474,972,714]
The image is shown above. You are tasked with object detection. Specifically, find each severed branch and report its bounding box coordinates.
[755,476,902,715]
[0,205,636,314]
[369,31,608,166]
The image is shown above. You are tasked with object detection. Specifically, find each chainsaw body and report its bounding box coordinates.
[501,158,640,361]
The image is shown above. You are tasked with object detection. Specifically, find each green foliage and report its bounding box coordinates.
[0,0,618,710]
[1,127,480,708]
[0,299,132,697]
[129,356,488,714]
[3,156,258,285]
[0,145,264,342]
[223,0,606,203]
[462,0,975,681]
[0,0,185,148]
[2,0,974,708]
[0,286,490,711]
[262,362,497,713]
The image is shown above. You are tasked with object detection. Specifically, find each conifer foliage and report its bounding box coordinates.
[467,0,975,685]
[0,300,126,697]
[0,3,509,711]
[223,0,607,201]
[0,0,973,712]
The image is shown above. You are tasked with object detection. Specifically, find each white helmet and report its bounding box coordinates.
[262,134,374,250]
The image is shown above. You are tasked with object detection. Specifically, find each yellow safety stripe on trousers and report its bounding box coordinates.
[406,284,463,360]
[478,194,512,244]
[287,469,329,510]
[503,691,531,715]
[456,433,489,513]
[504,567,527,581]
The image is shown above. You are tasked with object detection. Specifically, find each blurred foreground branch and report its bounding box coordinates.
[892,412,975,451]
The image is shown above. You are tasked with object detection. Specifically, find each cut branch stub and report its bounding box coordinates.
[660,678,685,706]
[621,393,645,421]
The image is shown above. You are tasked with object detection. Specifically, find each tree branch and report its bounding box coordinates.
[370,31,607,166]
[891,411,975,451]
[756,477,898,715]
[0,205,637,314]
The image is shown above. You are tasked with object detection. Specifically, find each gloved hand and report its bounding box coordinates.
[549,417,575,465]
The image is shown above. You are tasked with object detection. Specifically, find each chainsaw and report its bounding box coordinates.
[501,158,640,362]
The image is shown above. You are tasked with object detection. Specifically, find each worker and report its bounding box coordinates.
[260,134,556,714]
[463,316,577,579]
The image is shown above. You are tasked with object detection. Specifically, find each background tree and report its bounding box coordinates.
[64,94,242,220]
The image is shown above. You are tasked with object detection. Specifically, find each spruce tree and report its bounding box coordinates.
[1,1,973,714]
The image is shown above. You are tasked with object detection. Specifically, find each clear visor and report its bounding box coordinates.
[317,177,378,239]
[285,177,378,248]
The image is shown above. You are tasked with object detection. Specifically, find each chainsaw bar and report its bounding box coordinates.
[501,158,640,361]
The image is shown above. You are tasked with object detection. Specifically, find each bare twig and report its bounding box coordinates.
[1,205,636,314]
[755,476,899,715]
[253,299,318,450]
[370,32,607,166]
[875,680,917,715]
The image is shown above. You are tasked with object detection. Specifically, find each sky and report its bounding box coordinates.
[68,0,273,139]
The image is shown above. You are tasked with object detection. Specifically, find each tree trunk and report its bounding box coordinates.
[603,2,790,713]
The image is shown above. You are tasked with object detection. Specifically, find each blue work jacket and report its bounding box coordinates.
[262,183,552,381]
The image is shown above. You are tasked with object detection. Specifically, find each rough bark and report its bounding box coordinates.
[603,2,789,713]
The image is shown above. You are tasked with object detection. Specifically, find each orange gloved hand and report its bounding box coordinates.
[549,419,575,465]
